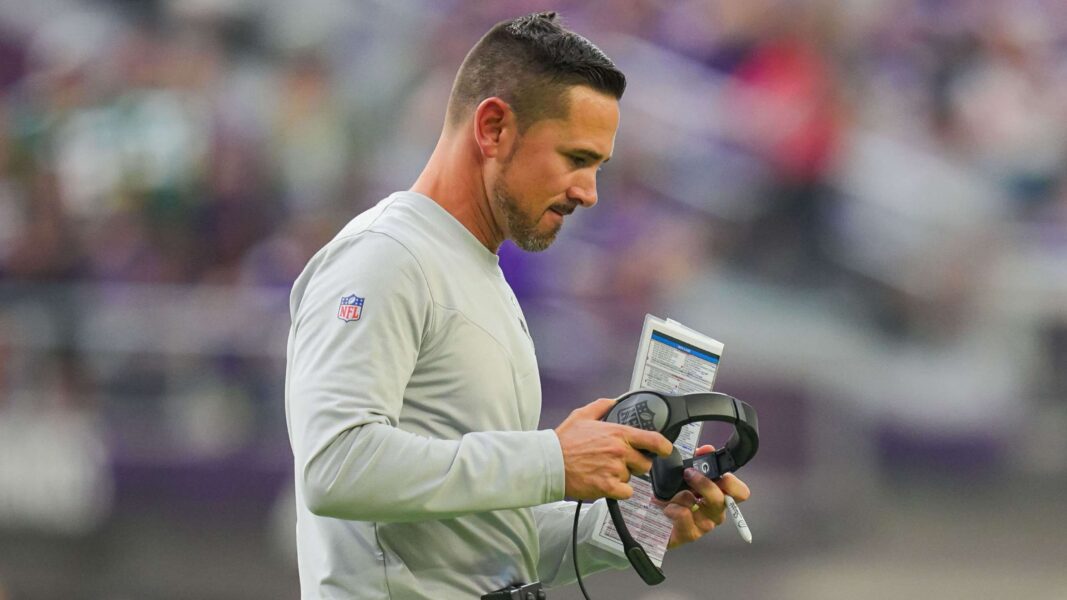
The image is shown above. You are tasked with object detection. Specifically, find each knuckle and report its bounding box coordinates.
[598,478,614,496]
[705,485,725,503]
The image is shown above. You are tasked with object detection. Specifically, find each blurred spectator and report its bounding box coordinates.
[715,2,846,285]
[270,52,350,215]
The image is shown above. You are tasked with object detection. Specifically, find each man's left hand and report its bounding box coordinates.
[658,445,751,549]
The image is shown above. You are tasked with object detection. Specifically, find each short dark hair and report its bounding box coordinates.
[446,12,626,131]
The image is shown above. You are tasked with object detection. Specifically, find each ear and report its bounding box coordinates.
[472,97,516,160]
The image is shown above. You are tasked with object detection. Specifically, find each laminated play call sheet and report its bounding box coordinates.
[589,315,725,566]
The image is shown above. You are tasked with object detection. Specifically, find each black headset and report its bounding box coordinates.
[598,389,760,585]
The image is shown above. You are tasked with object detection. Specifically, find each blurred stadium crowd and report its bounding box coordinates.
[1,0,1067,598]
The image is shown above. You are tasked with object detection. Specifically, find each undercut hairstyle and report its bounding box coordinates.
[445,12,626,131]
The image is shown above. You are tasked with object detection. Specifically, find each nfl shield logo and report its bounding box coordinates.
[337,294,364,322]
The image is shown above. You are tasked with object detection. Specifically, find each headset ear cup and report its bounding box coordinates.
[650,448,685,501]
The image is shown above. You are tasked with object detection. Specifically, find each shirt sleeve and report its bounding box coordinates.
[286,231,565,522]
[533,499,630,588]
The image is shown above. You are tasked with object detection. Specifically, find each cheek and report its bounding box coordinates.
[535,159,572,197]
[507,167,552,201]
[505,146,570,199]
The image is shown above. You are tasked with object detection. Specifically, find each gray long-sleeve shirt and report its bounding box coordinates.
[285,191,626,598]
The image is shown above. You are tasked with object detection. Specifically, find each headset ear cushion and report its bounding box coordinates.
[650,448,685,501]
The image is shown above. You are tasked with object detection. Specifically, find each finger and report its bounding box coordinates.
[663,504,702,542]
[693,444,715,457]
[690,506,717,532]
[715,473,751,502]
[607,481,634,501]
[570,397,618,421]
[674,488,725,525]
[690,443,751,501]
[696,497,727,526]
[667,489,699,509]
[623,429,674,457]
[684,468,726,510]
[710,506,726,526]
[663,503,691,522]
[623,446,654,476]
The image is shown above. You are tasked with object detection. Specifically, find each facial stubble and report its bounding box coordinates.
[492,160,562,253]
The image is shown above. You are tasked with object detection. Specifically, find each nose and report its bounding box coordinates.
[566,174,598,208]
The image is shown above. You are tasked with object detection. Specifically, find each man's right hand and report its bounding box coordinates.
[554,397,674,501]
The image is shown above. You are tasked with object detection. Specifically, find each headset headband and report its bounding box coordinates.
[603,390,760,585]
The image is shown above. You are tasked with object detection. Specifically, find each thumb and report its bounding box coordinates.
[694,444,716,456]
[570,397,618,421]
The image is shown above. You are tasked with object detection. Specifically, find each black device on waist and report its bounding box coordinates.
[481,582,546,600]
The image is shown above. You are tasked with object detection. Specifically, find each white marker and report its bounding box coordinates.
[724,496,752,543]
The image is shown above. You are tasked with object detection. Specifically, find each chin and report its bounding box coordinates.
[514,229,558,252]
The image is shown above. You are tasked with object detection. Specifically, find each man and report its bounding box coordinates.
[285,12,749,598]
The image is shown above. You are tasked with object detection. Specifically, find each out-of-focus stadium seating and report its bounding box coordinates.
[1,1,1066,598]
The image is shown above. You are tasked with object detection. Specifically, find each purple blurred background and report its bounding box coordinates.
[1,0,1066,598]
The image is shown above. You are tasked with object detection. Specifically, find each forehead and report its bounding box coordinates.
[524,85,620,153]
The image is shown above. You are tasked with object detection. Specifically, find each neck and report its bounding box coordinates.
[410,131,504,253]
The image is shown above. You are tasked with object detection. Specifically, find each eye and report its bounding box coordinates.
[569,154,591,168]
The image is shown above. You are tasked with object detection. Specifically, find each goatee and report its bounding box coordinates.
[493,179,560,252]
